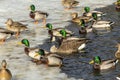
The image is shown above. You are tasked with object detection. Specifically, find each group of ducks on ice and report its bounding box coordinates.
[0,0,120,80]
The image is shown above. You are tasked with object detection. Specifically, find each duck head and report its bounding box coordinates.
[92,13,98,20]
[46,23,53,36]
[34,49,45,58]
[20,39,30,47]
[84,7,90,13]
[29,4,35,12]
[79,19,85,26]
[46,23,53,30]
[1,60,7,69]
[71,12,78,18]
[89,56,101,64]
[38,49,45,56]
[5,18,13,26]
[59,29,67,38]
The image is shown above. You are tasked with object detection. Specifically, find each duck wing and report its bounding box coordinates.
[0,28,14,34]
[6,69,12,77]
[35,11,49,17]
[102,59,118,65]
[48,53,63,60]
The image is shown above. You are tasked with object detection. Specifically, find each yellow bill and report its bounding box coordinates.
[34,53,39,57]
[17,42,22,45]
[89,60,94,64]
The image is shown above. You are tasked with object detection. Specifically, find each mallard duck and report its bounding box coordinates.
[50,36,89,54]
[83,7,106,19]
[71,12,93,23]
[114,0,120,11]
[46,23,74,42]
[0,28,14,44]
[115,43,120,59]
[92,13,114,31]
[35,49,63,67]
[0,60,12,80]
[5,18,28,38]
[62,0,79,10]
[89,56,119,70]
[18,39,49,63]
[29,4,48,26]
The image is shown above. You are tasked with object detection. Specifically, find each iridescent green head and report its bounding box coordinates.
[117,0,120,2]
[38,49,45,56]
[89,56,101,64]
[84,7,90,13]
[92,13,98,20]
[46,23,53,30]
[30,4,35,12]
[21,39,30,47]
[93,56,101,64]
[60,29,67,38]
[80,19,85,27]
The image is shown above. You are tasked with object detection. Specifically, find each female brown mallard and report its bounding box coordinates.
[5,18,28,38]
[89,56,119,70]
[62,0,79,10]
[29,4,48,26]
[0,27,14,44]
[115,43,120,59]
[50,29,89,54]
[71,12,93,24]
[0,60,12,80]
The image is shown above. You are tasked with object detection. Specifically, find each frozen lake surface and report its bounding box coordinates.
[0,0,120,80]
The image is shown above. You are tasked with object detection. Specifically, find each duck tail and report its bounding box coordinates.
[102,13,107,16]
[10,32,14,36]
[73,1,79,6]
[114,59,119,65]
[45,13,49,17]
[115,59,119,64]
[109,21,115,25]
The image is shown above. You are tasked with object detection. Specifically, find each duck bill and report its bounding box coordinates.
[114,2,117,5]
[27,7,31,11]
[89,60,94,64]
[17,42,22,45]
[34,53,39,57]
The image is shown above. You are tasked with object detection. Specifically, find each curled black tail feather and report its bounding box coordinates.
[45,13,49,17]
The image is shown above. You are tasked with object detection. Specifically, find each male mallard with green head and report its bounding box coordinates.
[29,4,49,26]
[50,29,89,54]
[0,28,14,44]
[89,56,119,70]
[92,13,114,31]
[62,0,79,10]
[46,23,74,42]
[35,49,63,67]
[5,18,28,39]
[0,60,12,80]
[18,39,49,63]
[83,7,106,19]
